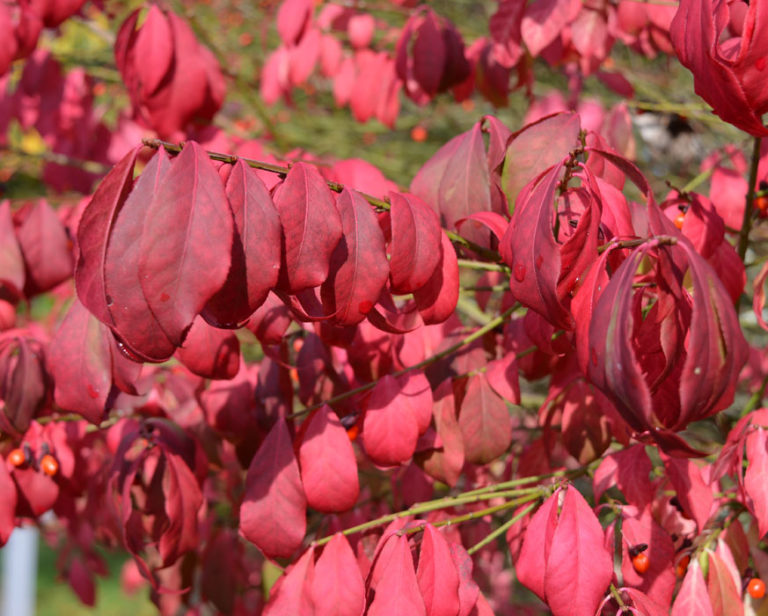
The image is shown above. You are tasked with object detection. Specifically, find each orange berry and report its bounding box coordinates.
[748,578,766,599]
[632,552,650,574]
[346,424,360,441]
[676,554,690,577]
[674,211,685,229]
[7,448,26,467]
[410,126,428,142]
[756,195,768,217]
[40,454,59,477]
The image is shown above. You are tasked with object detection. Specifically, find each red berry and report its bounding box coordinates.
[674,211,685,229]
[346,424,360,441]
[756,195,768,219]
[676,554,690,577]
[7,448,26,467]
[632,552,650,574]
[410,126,428,142]
[748,578,766,599]
[40,454,59,477]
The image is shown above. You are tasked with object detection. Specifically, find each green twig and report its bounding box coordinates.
[467,501,538,555]
[287,304,518,419]
[738,137,763,262]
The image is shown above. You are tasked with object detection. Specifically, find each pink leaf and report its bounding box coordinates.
[363,374,420,466]
[0,457,17,545]
[174,315,240,380]
[544,487,613,616]
[133,6,173,97]
[75,146,140,325]
[388,192,441,294]
[413,232,459,325]
[417,380,465,487]
[309,534,365,616]
[321,188,389,325]
[745,427,768,537]
[104,149,176,361]
[0,200,25,297]
[15,200,74,296]
[203,159,281,327]
[593,444,653,509]
[515,490,559,601]
[138,141,233,346]
[662,455,715,532]
[671,559,714,616]
[416,525,461,616]
[274,162,343,292]
[263,547,315,616]
[277,0,312,45]
[240,418,307,558]
[299,405,359,513]
[457,373,512,464]
[368,535,427,616]
[48,299,112,424]
[502,111,580,211]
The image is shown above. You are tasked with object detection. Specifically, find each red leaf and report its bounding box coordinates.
[75,147,140,325]
[707,550,744,616]
[457,373,512,464]
[619,507,676,607]
[593,444,653,509]
[544,487,613,616]
[416,525,461,616]
[299,405,359,513]
[203,159,281,327]
[133,6,173,97]
[502,112,580,212]
[263,547,315,616]
[240,418,307,558]
[246,292,293,345]
[363,374,420,466]
[501,162,573,330]
[449,542,480,616]
[174,315,240,380]
[138,142,233,346]
[309,534,365,616]
[411,122,494,234]
[68,557,95,606]
[671,559,714,616]
[368,535,427,616]
[398,370,433,435]
[515,490,559,601]
[413,232,459,325]
[0,200,25,297]
[388,192,441,294]
[412,10,445,97]
[417,380,465,487]
[15,200,74,296]
[104,149,176,361]
[274,162,343,292]
[48,298,112,424]
[745,427,768,537]
[321,188,389,325]
[158,450,203,566]
[521,0,580,56]
[0,457,17,545]
[662,455,715,532]
[277,0,312,45]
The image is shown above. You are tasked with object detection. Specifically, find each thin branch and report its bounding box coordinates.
[738,137,763,262]
[287,304,518,419]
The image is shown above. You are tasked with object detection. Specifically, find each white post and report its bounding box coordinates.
[1,526,39,616]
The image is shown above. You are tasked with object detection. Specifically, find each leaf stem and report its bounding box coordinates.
[738,136,762,262]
